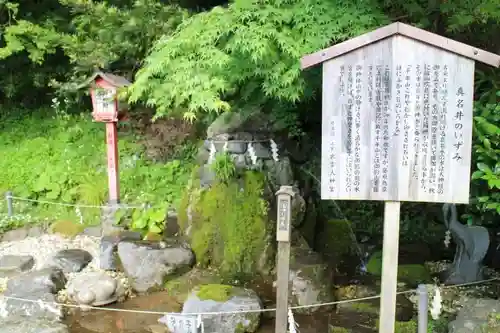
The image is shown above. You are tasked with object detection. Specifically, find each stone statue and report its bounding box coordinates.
[441,203,490,285]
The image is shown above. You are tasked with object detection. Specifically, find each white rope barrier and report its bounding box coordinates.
[5,195,154,210]
[0,277,496,317]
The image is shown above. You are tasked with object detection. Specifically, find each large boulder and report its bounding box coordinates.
[449,298,500,333]
[173,284,262,333]
[117,239,194,293]
[1,267,66,321]
[0,255,34,278]
[49,249,92,274]
[65,271,127,306]
[286,247,335,314]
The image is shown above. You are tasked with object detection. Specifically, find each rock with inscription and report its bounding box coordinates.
[65,271,125,306]
[0,255,34,277]
[117,240,194,293]
[176,285,262,333]
[50,249,93,274]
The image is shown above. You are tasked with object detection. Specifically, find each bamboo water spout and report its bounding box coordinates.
[441,203,490,284]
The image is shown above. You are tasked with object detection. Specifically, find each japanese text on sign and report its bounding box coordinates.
[321,37,473,203]
[159,314,199,333]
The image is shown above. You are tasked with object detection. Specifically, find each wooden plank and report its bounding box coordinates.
[275,242,291,333]
[301,22,500,69]
[321,35,474,204]
[275,186,294,333]
[378,201,401,333]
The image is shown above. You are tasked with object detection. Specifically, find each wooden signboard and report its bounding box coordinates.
[301,22,500,333]
[302,22,500,205]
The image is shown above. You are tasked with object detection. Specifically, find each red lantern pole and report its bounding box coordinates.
[106,121,120,204]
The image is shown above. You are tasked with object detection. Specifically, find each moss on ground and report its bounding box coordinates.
[375,319,417,333]
[346,301,379,314]
[49,220,85,238]
[329,327,351,333]
[366,251,431,286]
[196,284,234,302]
[178,170,269,279]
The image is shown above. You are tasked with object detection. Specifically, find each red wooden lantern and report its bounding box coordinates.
[88,72,131,122]
[86,71,131,204]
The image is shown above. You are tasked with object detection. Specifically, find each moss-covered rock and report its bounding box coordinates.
[164,268,223,303]
[182,285,262,333]
[366,251,432,286]
[178,170,273,279]
[316,219,353,262]
[197,284,234,302]
[49,220,85,238]
[288,246,335,314]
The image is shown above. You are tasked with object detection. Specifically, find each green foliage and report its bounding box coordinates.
[470,73,500,218]
[128,0,388,120]
[178,170,268,279]
[0,108,194,232]
[114,159,194,235]
[210,152,236,183]
[0,0,187,104]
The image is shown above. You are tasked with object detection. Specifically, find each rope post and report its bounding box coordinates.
[417,284,428,333]
[6,191,13,217]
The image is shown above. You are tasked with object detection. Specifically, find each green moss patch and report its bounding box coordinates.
[164,268,223,302]
[316,219,353,260]
[178,171,269,279]
[345,301,379,314]
[196,284,234,302]
[329,327,352,333]
[375,319,417,333]
[49,220,85,238]
[366,251,431,286]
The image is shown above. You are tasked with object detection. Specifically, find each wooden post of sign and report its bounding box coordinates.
[275,186,295,333]
[378,201,401,333]
[105,122,120,204]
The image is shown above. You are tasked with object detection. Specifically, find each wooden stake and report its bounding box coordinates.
[275,186,295,333]
[378,201,401,333]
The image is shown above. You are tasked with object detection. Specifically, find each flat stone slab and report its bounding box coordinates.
[0,255,34,277]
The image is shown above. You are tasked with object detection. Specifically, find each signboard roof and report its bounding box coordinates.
[301,22,500,69]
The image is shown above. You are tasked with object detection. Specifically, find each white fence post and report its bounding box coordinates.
[418,284,428,333]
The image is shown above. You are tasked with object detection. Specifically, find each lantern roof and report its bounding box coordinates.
[301,22,500,69]
[78,70,132,89]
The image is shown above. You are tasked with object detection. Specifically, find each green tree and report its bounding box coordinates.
[127,0,389,121]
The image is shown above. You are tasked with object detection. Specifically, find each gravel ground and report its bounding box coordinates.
[0,234,101,270]
[0,234,132,303]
